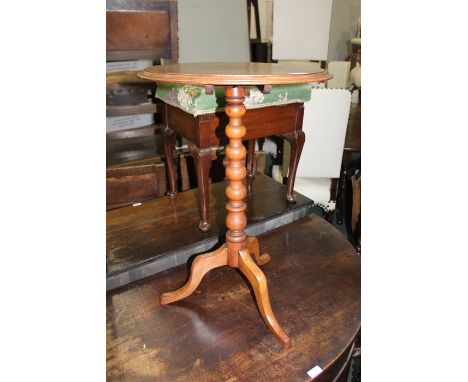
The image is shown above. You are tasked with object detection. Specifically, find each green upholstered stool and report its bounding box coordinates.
[156,83,312,116]
[158,83,311,231]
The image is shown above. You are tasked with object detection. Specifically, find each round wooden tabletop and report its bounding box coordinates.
[138,62,332,85]
[107,215,360,381]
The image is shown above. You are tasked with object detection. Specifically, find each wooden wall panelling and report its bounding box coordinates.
[106,0,178,63]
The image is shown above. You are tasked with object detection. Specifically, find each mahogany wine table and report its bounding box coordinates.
[138,63,331,348]
[106,216,361,381]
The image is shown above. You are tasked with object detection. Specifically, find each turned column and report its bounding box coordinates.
[224,86,248,268]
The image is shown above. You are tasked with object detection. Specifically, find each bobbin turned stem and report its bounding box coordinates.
[224,86,248,268]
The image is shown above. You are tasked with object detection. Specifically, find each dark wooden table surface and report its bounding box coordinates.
[107,174,312,275]
[107,215,361,381]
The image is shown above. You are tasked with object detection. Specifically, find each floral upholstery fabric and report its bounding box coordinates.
[155,83,313,117]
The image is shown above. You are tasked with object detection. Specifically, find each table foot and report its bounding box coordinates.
[238,248,292,349]
[247,236,270,265]
[198,220,211,232]
[160,244,228,305]
[286,193,296,203]
[284,129,305,205]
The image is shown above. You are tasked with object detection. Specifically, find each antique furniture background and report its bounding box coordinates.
[106,0,178,64]
[106,0,178,120]
[106,155,167,209]
[336,102,361,225]
[351,170,361,255]
[291,88,352,222]
[160,83,310,231]
[106,133,191,209]
[106,0,179,207]
[106,215,361,381]
[138,62,331,348]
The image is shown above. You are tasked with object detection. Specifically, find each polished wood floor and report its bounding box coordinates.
[107,215,360,382]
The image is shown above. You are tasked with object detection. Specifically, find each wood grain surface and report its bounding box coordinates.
[107,215,361,381]
[106,174,312,274]
[106,0,178,62]
[106,11,170,52]
[138,62,332,85]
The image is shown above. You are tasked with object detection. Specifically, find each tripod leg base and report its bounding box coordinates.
[160,245,228,305]
[246,236,271,265]
[238,249,292,349]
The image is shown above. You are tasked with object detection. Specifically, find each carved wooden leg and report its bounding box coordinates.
[284,130,305,203]
[257,137,265,151]
[336,151,352,225]
[246,139,256,179]
[160,245,228,305]
[238,249,292,349]
[325,179,338,223]
[189,144,212,232]
[247,236,270,265]
[163,126,178,198]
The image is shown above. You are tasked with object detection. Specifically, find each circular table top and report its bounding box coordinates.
[107,215,360,381]
[138,62,332,85]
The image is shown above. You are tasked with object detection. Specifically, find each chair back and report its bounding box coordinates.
[296,88,351,179]
[326,61,351,88]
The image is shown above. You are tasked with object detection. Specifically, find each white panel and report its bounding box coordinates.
[294,177,331,204]
[327,61,351,88]
[178,0,250,63]
[272,0,333,60]
[296,88,351,178]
